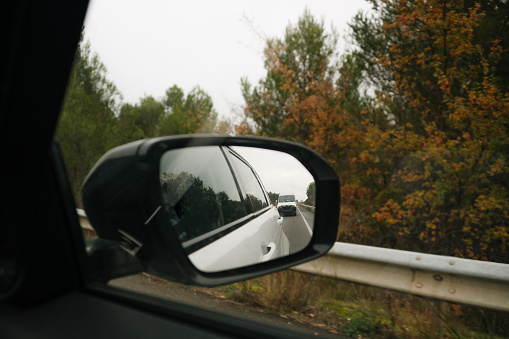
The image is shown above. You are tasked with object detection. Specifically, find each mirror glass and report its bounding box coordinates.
[159,146,315,272]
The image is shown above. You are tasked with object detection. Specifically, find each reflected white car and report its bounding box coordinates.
[160,146,290,273]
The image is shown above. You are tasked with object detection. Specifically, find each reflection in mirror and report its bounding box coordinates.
[159,146,315,273]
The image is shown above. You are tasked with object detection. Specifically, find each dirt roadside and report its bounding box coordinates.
[109,274,345,338]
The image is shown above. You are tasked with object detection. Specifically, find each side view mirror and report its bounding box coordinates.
[81,135,339,286]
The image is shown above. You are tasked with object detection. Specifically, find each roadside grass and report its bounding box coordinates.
[213,270,509,338]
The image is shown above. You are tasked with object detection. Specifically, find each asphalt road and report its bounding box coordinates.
[282,205,315,254]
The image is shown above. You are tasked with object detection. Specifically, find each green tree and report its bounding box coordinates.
[115,96,165,144]
[158,85,218,135]
[305,182,316,206]
[239,9,339,143]
[120,96,165,136]
[267,191,279,206]
[466,0,509,92]
[56,40,121,201]
[239,9,367,183]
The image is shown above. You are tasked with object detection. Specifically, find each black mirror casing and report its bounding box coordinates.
[82,135,340,286]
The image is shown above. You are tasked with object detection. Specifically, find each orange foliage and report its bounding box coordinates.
[339,0,509,261]
[239,3,509,262]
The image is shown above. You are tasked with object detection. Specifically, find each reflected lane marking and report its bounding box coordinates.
[296,205,312,236]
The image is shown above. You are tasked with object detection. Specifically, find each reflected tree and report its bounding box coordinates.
[246,193,267,213]
[160,172,246,243]
[305,182,316,206]
[267,192,279,206]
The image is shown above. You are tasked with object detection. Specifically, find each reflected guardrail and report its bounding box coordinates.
[297,203,315,212]
[77,209,509,312]
[77,208,93,231]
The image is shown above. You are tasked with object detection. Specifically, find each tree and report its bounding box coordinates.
[466,0,509,92]
[158,85,218,135]
[56,40,121,201]
[239,9,366,181]
[267,192,279,206]
[117,96,165,140]
[341,0,509,262]
[239,9,339,143]
[305,182,315,206]
[113,96,165,146]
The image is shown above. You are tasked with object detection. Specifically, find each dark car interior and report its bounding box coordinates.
[0,1,336,338]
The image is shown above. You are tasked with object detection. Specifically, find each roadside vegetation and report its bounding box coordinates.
[58,1,509,337]
[210,270,509,338]
[237,1,509,264]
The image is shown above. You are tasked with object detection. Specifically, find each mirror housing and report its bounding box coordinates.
[82,135,340,286]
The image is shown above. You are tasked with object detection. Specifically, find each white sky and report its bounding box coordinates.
[160,145,313,202]
[83,0,373,120]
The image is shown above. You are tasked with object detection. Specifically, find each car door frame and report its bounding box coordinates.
[0,1,337,338]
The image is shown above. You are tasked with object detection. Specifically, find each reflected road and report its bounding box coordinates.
[282,205,315,254]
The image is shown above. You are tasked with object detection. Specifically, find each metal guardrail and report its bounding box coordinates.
[77,209,509,311]
[77,208,93,231]
[293,242,509,312]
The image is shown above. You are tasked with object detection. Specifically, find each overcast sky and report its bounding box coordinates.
[160,145,313,202]
[83,0,373,120]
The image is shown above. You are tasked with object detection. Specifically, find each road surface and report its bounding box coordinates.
[282,205,315,254]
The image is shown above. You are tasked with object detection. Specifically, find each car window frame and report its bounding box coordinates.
[178,145,271,254]
[223,146,271,215]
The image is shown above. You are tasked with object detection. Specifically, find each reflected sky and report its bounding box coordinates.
[232,146,314,202]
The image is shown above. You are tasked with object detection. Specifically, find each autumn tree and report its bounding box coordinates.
[342,0,509,262]
[240,9,339,143]
[238,3,509,262]
[239,9,366,181]
[466,0,509,92]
